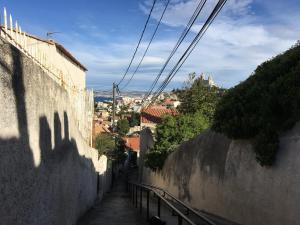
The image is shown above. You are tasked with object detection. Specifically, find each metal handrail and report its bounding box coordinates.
[128,182,197,225]
[141,183,217,225]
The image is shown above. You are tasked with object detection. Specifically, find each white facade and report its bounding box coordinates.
[199,73,217,87]
[25,35,87,90]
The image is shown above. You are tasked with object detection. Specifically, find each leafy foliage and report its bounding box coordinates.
[128,112,140,127]
[114,137,127,163]
[116,119,130,136]
[176,73,224,122]
[145,113,209,170]
[95,133,115,158]
[145,73,224,170]
[212,42,300,166]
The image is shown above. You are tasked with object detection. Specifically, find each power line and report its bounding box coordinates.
[121,0,171,91]
[146,0,228,107]
[142,0,207,102]
[150,0,227,105]
[151,0,227,100]
[117,0,157,86]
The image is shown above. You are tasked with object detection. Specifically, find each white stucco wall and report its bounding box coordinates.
[25,35,86,90]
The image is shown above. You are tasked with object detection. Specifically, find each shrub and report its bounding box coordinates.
[212,42,300,166]
[145,113,209,170]
[95,133,115,158]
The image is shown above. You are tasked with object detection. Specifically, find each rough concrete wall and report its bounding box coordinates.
[69,89,93,145]
[139,128,154,182]
[0,37,108,225]
[143,125,300,225]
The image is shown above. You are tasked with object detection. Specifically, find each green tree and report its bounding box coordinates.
[176,73,223,122]
[94,133,115,158]
[117,119,130,136]
[145,73,223,170]
[129,112,140,127]
[114,137,127,163]
[118,105,130,118]
[145,113,209,170]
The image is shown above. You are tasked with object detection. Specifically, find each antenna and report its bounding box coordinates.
[46,31,61,39]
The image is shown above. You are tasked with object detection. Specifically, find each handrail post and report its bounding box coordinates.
[147,190,150,220]
[131,184,133,203]
[157,197,161,218]
[139,187,142,214]
[135,185,138,208]
[178,216,183,225]
[132,184,135,204]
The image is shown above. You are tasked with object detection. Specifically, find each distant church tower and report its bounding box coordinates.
[208,75,216,87]
[200,73,205,80]
[199,73,216,87]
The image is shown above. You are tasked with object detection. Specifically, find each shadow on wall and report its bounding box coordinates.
[0,44,97,224]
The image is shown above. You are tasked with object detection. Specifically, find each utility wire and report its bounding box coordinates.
[146,0,228,107]
[151,0,227,100]
[142,0,207,102]
[117,0,157,86]
[121,0,171,90]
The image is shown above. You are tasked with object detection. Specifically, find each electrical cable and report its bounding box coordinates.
[121,0,171,90]
[116,0,157,86]
[145,0,228,107]
[142,0,207,102]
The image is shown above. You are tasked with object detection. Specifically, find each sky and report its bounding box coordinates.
[1,0,299,91]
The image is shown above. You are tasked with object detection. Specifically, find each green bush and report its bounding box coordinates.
[176,73,224,122]
[145,113,209,170]
[212,42,300,166]
[95,133,115,158]
[116,119,130,136]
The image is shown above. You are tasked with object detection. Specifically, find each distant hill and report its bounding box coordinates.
[94,90,169,98]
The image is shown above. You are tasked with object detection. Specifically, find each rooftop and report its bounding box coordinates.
[1,26,87,71]
[141,106,177,124]
[123,136,140,152]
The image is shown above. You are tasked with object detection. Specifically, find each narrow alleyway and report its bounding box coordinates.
[77,173,148,225]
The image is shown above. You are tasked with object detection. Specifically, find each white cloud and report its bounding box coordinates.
[133,0,299,88]
[56,0,299,90]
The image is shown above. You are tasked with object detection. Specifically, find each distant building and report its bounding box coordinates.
[133,105,142,113]
[162,98,181,108]
[99,110,109,120]
[140,106,177,132]
[123,135,141,166]
[199,73,217,87]
[128,126,141,135]
[123,136,140,153]
[92,120,111,147]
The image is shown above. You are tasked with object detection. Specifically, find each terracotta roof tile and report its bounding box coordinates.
[141,107,177,124]
[123,137,140,152]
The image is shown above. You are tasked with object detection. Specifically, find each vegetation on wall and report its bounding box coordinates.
[114,137,127,163]
[145,112,209,170]
[145,73,224,170]
[128,112,140,127]
[212,42,300,166]
[94,133,127,162]
[95,133,115,158]
[116,119,130,136]
[176,73,223,122]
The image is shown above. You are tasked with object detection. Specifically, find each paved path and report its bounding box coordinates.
[76,177,148,225]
